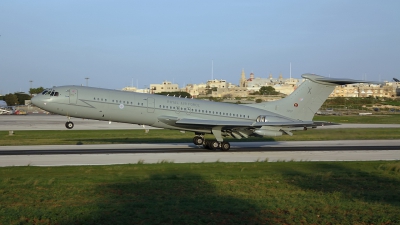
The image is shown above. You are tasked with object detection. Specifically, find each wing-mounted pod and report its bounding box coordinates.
[254,126,283,137]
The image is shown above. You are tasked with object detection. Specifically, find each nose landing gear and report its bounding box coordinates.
[65,117,74,129]
[65,121,74,129]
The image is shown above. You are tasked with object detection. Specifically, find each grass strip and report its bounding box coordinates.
[314,114,400,124]
[1,128,400,146]
[0,161,399,224]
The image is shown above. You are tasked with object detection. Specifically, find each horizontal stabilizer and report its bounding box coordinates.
[302,74,382,85]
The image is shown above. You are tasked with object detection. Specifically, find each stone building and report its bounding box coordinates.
[184,83,207,98]
[240,70,301,95]
[211,87,249,98]
[330,82,399,98]
[149,81,180,94]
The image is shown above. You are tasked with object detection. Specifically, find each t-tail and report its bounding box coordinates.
[247,73,378,121]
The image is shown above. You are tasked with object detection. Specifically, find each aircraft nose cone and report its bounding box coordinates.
[31,95,40,106]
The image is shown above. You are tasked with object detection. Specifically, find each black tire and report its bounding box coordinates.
[193,136,199,145]
[195,137,204,145]
[220,141,230,151]
[209,141,219,150]
[66,121,74,129]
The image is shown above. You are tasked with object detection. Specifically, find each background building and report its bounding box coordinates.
[150,81,180,94]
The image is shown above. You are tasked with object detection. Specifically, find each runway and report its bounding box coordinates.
[1,115,399,167]
[1,140,399,167]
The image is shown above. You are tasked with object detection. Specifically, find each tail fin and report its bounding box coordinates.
[247,74,375,121]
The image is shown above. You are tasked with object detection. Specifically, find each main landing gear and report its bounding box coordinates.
[192,136,231,151]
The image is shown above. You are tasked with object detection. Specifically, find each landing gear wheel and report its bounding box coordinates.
[220,141,230,151]
[209,140,219,150]
[65,121,74,129]
[193,136,204,145]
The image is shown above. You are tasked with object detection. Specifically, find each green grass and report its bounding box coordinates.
[314,114,400,123]
[1,128,400,146]
[0,161,399,224]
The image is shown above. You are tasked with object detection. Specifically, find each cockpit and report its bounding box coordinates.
[41,89,59,97]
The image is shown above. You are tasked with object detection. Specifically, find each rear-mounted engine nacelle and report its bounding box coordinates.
[256,115,269,122]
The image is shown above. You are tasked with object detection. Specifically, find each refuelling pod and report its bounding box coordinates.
[254,129,283,137]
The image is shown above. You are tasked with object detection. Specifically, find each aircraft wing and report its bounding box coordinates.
[176,118,253,127]
[175,118,333,128]
[158,116,337,138]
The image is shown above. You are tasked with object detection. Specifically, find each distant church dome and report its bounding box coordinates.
[247,72,254,81]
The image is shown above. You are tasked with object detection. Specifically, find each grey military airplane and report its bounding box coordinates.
[31,74,374,151]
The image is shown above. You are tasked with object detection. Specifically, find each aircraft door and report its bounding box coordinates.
[147,98,155,113]
[69,89,78,104]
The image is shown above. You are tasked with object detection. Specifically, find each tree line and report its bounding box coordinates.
[0,87,44,106]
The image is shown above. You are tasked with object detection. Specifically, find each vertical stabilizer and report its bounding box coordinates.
[247,74,373,121]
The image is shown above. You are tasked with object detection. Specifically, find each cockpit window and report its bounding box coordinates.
[50,91,59,96]
[42,89,59,96]
[42,89,54,95]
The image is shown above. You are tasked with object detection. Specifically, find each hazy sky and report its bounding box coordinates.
[1,1,399,93]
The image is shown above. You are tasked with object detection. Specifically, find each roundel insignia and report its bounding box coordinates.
[294,103,299,107]
[119,104,124,109]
